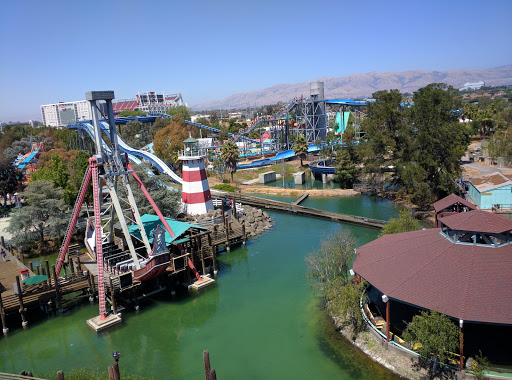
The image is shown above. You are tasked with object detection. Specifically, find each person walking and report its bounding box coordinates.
[1,249,6,262]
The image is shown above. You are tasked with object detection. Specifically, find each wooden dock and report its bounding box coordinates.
[292,192,309,205]
[213,192,386,229]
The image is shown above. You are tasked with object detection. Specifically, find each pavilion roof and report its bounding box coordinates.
[440,209,512,234]
[353,227,512,325]
[432,194,476,213]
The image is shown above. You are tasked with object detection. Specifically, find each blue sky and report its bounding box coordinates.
[1,0,511,122]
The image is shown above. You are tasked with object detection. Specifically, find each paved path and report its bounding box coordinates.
[0,217,13,242]
[462,162,508,176]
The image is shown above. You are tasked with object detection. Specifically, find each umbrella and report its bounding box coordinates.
[23,275,48,285]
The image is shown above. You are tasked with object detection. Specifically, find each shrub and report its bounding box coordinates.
[212,184,236,192]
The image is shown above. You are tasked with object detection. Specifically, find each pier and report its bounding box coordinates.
[213,192,386,229]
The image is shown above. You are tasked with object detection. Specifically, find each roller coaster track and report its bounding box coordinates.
[67,121,183,184]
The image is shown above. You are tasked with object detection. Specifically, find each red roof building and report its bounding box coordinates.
[431,194,477,227]
[353,209,512,366]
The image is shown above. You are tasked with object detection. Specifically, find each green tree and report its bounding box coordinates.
[326,281,368,336]
[119,110,146,117]
[408,84,469,202]
[31,152,69,189]
[292,135,308,167]
[488,126,512,162]
[153,119,190,169]
[4,138,32,162]
[166,106,191,121]
[335,149,359,189]
[220,141,239,183]
[7,180,68,249]
[378,209,418,237]
[305,228,355,291]
[118,163,182,218]
[0,160,24,206]
[403,310,459,370]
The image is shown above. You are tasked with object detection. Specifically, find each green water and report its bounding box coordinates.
[0,196,399,379]
[265,176,340,190]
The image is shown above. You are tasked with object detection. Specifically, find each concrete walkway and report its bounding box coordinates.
[0,217,13,242]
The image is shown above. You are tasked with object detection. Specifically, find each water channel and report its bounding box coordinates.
[0,195,400,379]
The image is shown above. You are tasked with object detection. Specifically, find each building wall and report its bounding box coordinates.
[469,183,512,209]
[41,100,104,127]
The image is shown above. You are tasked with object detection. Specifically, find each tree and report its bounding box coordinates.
[220,141,239,183]
[118,163,182,218]
[378,209,418,237]
[336,149,359,189]
[325,281,368,336]
[0,160,24,206]
[488,126,512,162]
[305,227,355,291]
[4,138,32,162]
[31,151,69,189]
[403,310,459,372]
[7,180,68,249]
[153,119,191,168]
[119,110,146,117]
[166,106,191,121]
[408,84,469,202]
[292,135,308,167]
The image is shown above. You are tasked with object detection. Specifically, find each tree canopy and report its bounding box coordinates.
[220,141,239,183]
[378,209,419,237]
[31,150,90,206]
[292,135,308,167]
[0,160,24,205]
[357,84,470,206]
[7,180,68,250]
[403,310,459,369]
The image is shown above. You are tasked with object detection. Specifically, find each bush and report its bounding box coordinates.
[212,184,236,192]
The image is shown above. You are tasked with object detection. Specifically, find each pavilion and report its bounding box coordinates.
[353,208,512,368]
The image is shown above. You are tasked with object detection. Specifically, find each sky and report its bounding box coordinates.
[1,0,511,122]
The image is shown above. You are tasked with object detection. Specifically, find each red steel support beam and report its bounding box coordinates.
[56,167,92,275]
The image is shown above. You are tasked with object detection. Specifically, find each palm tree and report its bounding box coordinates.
[293,135,309,167]
[220,141,239,183]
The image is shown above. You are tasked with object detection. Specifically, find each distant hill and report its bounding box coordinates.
[191,65,512,110]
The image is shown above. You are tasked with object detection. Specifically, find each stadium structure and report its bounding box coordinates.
[41,92,185,127]
[112,92,186,115]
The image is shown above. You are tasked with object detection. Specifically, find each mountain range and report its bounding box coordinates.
[191,65,512,110]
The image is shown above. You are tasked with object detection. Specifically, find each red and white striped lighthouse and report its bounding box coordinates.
[180,137,214,215]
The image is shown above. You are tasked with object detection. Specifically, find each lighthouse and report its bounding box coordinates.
[179,137,214,215]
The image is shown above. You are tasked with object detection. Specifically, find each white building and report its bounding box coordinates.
[460,81,485,91]
[41,100,106,127]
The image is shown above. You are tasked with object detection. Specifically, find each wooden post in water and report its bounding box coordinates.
[45,260,51,287]
[36,265,41,275]
[203,350,211,380]
[198,236,206,276]
[0,292,9,334]
[108,362,120,380]
[52,265,61,308]
[242,220,246,245]
[109,277,117,315]
[225,219,230,252]
[29,261,34,273]
[57,370,65,380]
[210,368,217,380]
[15,275,28,327]
[208,232,216,275]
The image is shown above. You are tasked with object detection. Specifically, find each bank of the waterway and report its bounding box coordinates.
[0,195,400,379]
